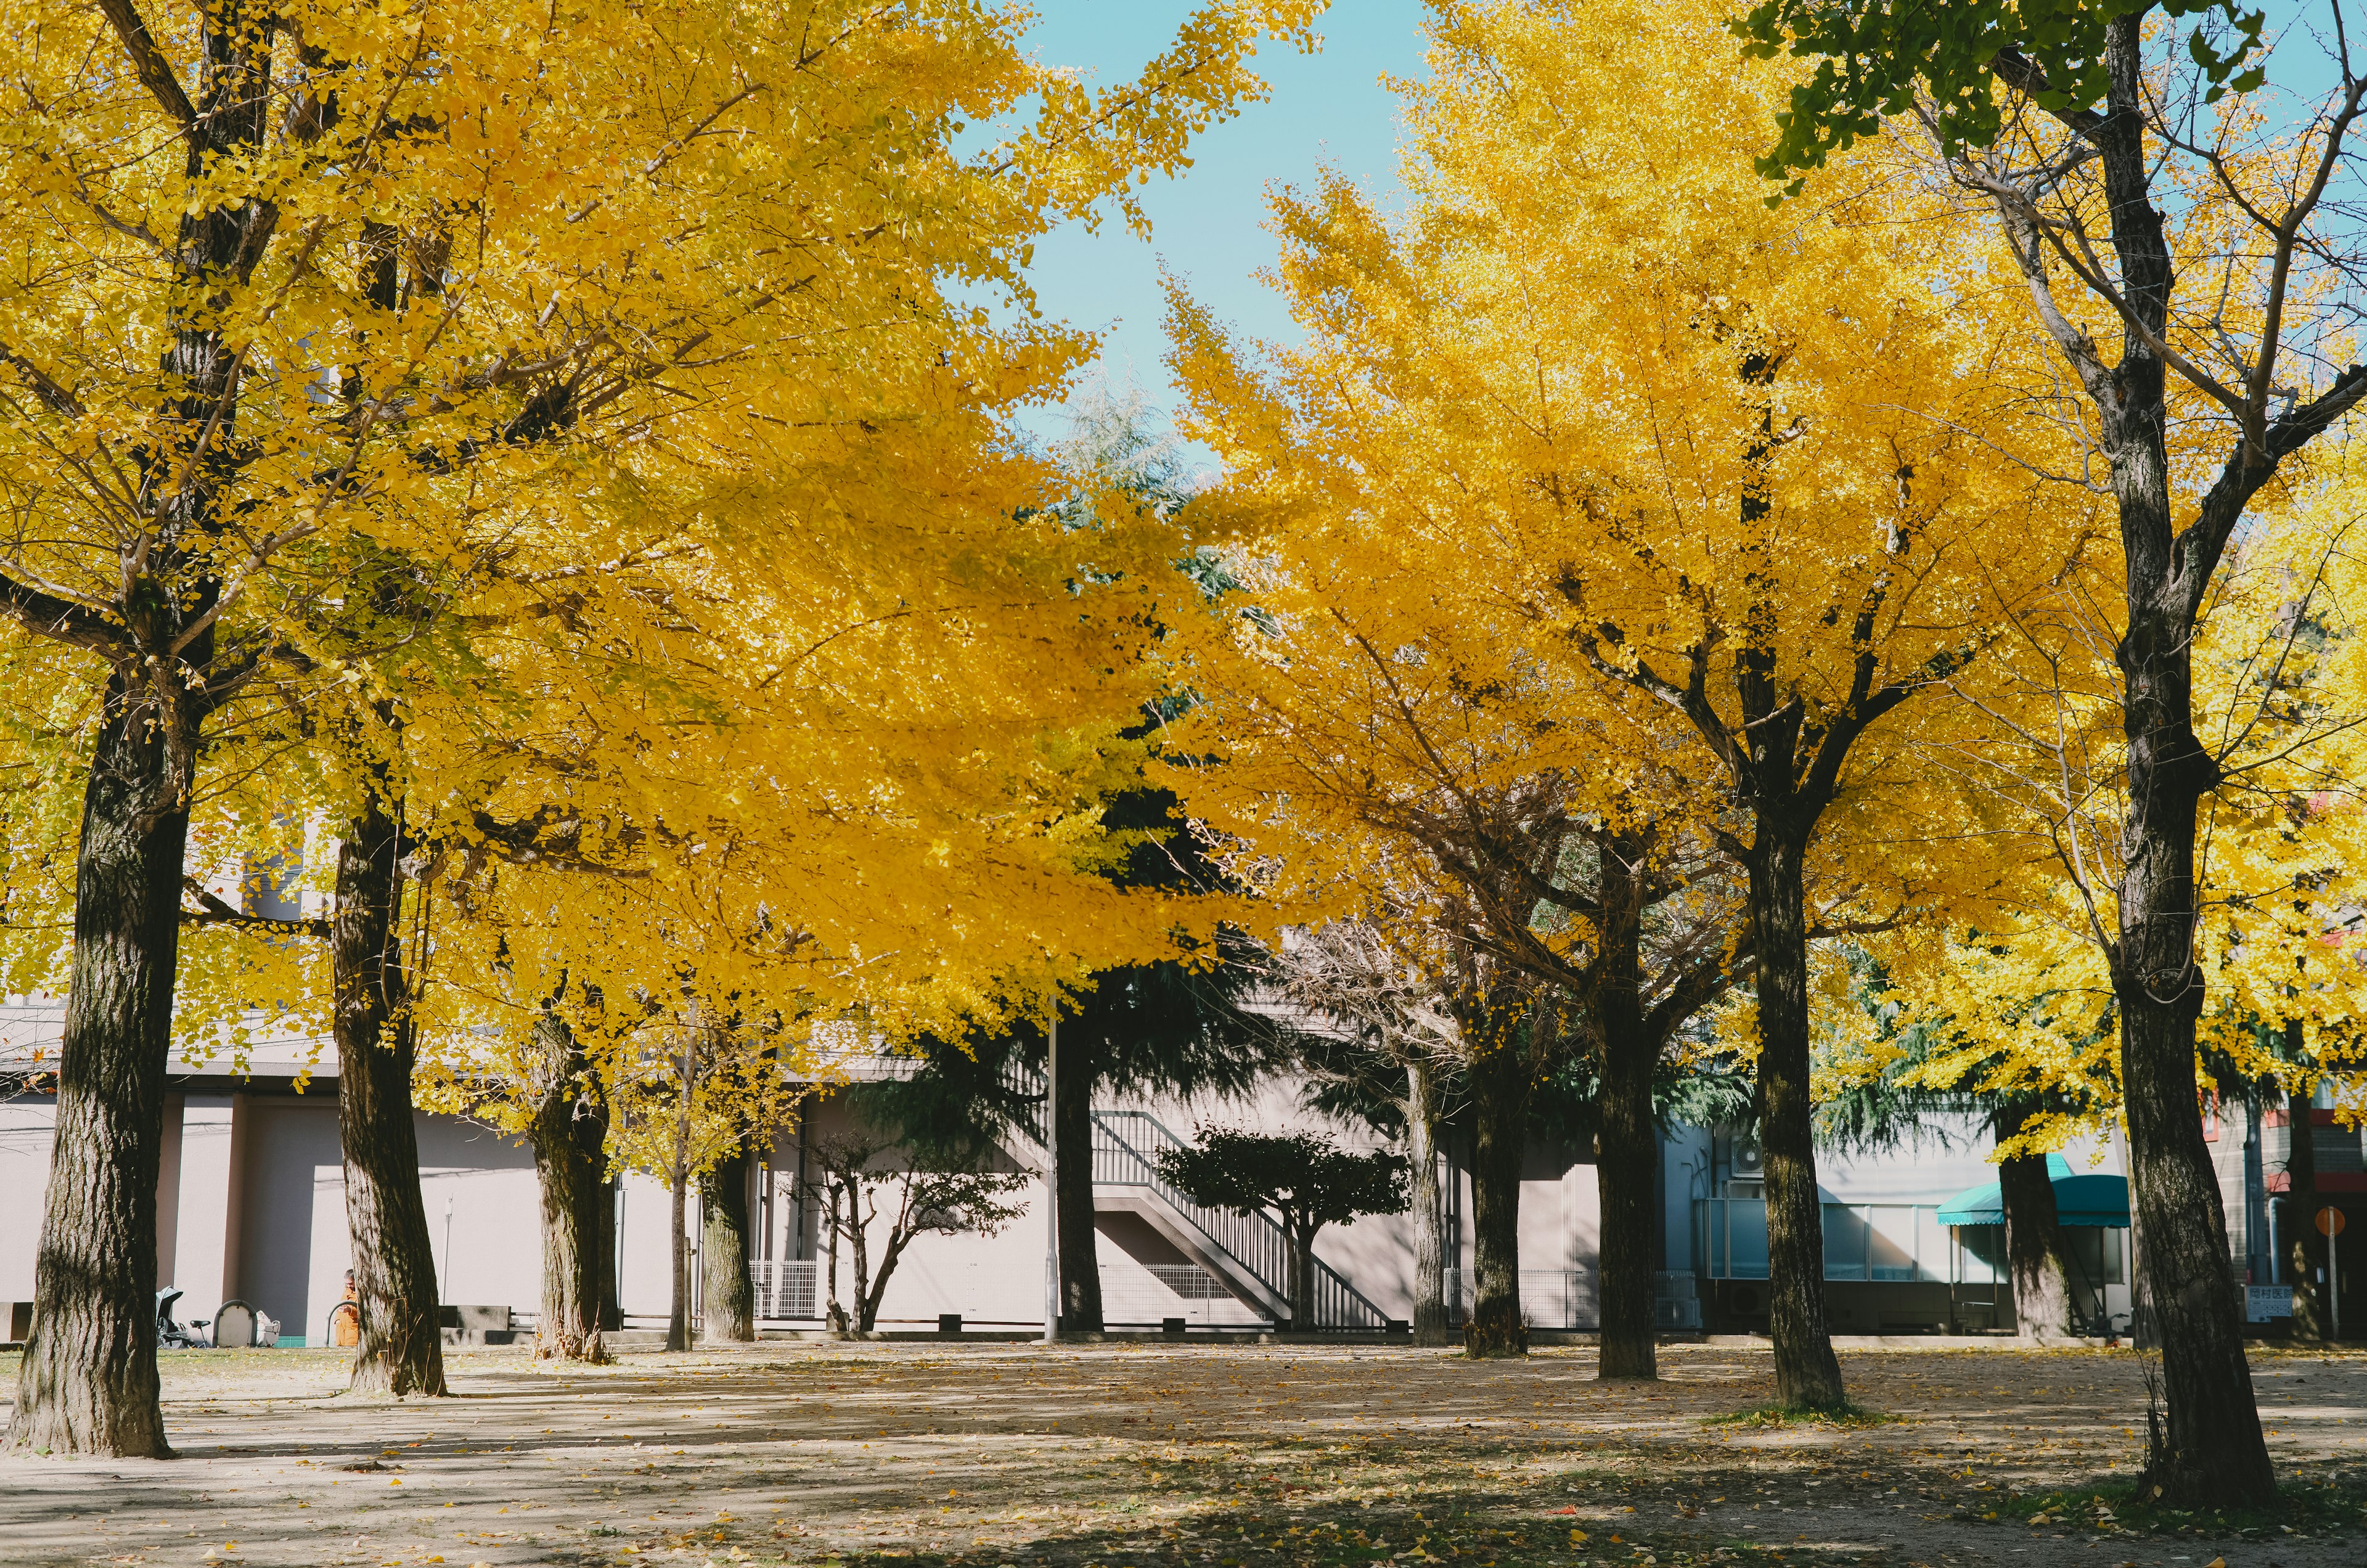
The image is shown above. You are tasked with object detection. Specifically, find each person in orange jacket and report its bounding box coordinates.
[331,1269,361,1348]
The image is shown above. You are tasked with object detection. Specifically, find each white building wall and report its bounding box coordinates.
[1,1023,2171,1344]
[1,1096,54,1304]
[170,1093,249,1316]
[419,1118,544,1319]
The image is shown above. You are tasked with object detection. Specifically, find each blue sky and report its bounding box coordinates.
[1010,2,1431,435]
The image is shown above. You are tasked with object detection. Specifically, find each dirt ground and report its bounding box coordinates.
[0,1340,2360,1568]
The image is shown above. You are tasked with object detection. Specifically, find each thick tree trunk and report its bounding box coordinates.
[6,1,265,1455]
[525,1014,608,1363]
[2082,14,2275,1508]
[333,789,446,1397]
[2126,1192,2157,1350]
[1595,850,1659,1380]
[1052,1032,1103,1333]
[1746,830,1845,1410]
[2120,989,2266,1499]
[1463,1035,1530,1358]
[700,1144,756,1343]
[1997,1102,2077,1342]
[1406,1056,1450,1346]
[2,672,194,1458]
[2111,489,2273,1495]
[2284,1082,2329,1342]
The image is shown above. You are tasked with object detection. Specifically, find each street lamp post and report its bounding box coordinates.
[1044,1013,1060,1344]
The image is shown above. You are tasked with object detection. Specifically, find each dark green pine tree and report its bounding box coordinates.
[859,780,1290,1331]
[861,380,1299,1329]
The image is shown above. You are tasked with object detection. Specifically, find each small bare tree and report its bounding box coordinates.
[1268,920,1463,1345]
[808,1135,1029,1336]
[611,1015,787,1352]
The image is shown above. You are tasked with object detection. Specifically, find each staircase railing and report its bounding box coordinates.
[1090,1111,1295,1301]
[1093,1109,1392,1331]
[997,1062,1394,1331]
[999,1055,1047,1148]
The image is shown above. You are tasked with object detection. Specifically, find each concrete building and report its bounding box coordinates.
[6,995,2337,1345]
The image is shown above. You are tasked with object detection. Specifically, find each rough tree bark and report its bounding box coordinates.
[1406,1056,1451,1347]
[3,0,269,1453]
[1,670,197,1457]
[2076,20,2270,1503]
[1594,844,1659,1381]
[333,786,447,1397]
[1996,1102,2076,1342]
[1463,1032,1531,1358]
[700,1143,756,1343]
[526,1013,608,1363]
[1745,828,1846,1408]
[1052,1030,1103,1333]
[1940,17,2297,1504]
[2126,1188,2157,1351]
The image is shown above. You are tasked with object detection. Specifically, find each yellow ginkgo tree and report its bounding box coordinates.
[1164,0,2100,1405]
[0,0,1323,1455]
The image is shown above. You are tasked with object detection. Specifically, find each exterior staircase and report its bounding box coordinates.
[997,1061,1391,1331]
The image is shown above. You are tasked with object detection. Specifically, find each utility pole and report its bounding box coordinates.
[1044,1012,1060,1345]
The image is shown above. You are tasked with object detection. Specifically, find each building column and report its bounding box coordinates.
[169,1093,250,1317]
[155,1094,184,1291]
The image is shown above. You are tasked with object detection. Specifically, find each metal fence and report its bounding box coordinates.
[752,1259,820,1320]
[1147,1264,1224,1301]
[1444,1269,1599,1330]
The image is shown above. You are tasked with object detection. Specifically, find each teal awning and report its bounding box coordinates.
[1935,1153,2130,1228]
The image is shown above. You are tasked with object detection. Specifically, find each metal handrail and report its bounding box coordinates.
[1000,1055,1047,1147]
[1094,1109,1391,1331]
[999,1062,1392,1329]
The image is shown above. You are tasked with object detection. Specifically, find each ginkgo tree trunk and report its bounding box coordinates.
[524,1010,612,1364]
[1585,606,1939,1408]
[331,776,446,1397]
[1738,0,2367,1503]
[1995,1100,2077,1342]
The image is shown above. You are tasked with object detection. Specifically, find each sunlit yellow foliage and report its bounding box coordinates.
[1158,0,2097,1010]
[1881,449,2367,1143]
[0,0,1321,1111]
